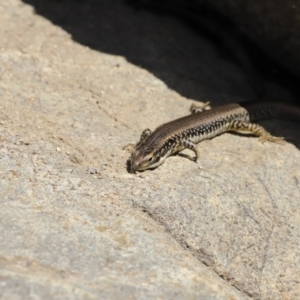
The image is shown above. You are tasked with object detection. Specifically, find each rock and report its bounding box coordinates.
[0,0,299,299]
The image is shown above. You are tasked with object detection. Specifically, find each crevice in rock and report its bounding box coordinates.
[138,205,256,299]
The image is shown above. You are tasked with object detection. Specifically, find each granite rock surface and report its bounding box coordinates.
[0,1,300,299]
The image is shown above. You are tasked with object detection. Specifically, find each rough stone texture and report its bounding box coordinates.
[0,0,299,300]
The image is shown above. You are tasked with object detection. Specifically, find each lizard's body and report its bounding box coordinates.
[129,101,300,172]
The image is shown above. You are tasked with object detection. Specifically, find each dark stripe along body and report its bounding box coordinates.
[131,100,300,171]
[146,101,299,155]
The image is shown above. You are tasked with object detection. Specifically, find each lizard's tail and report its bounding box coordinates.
[240,100,300,122]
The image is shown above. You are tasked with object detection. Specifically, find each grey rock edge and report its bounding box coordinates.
[0,1,299,300]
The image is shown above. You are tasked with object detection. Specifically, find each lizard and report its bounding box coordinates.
[128,100,300,173]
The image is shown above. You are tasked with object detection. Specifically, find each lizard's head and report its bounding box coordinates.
[130,146,165,173]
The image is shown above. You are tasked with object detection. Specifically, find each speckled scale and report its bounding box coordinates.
[134,100,300,160]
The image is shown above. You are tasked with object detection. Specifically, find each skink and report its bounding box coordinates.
[129,100,300,172]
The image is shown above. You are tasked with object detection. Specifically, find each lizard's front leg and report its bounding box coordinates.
[123,128,152,152]
[176,137,200,162]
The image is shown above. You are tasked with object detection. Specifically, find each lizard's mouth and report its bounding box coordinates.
[130,152,165,173]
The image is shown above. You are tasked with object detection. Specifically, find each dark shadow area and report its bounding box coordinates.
[129,0,300,100]
[21,0,300,104]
